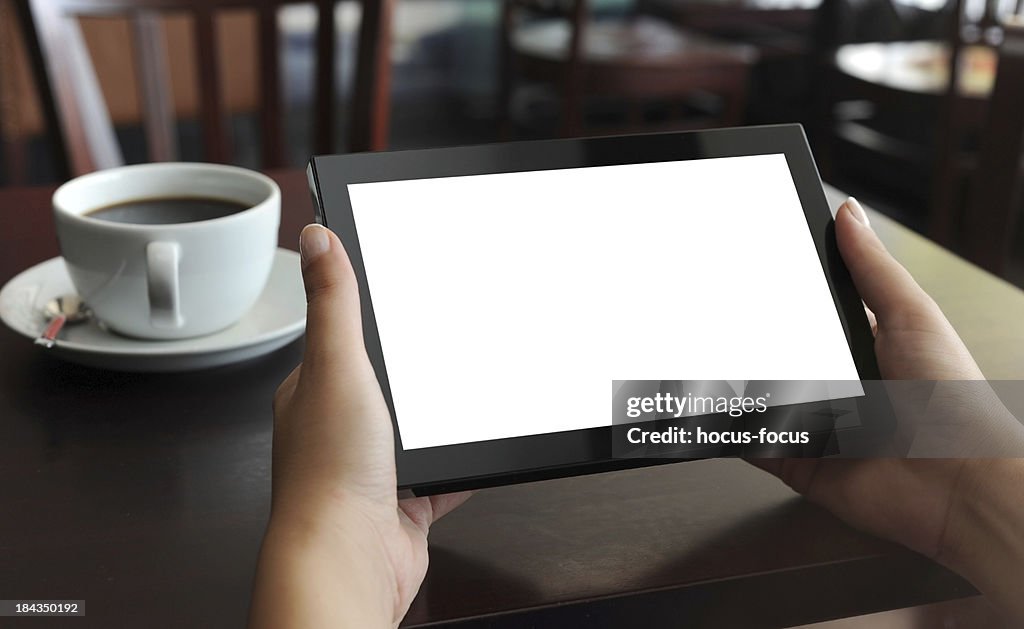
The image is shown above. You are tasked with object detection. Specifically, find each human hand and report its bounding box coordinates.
[753,198,1024,620]
[249,224,469,629]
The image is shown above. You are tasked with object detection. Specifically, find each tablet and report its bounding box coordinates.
[308,124,890,495]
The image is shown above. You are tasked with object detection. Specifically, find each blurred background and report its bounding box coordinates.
[1,0,1022,283]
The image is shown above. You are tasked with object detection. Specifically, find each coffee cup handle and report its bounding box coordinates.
[146,242,184,329]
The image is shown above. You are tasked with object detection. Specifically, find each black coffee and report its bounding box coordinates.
[85,197,249,225]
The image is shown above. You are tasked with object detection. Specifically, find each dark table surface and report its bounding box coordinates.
[2,172,1023,628]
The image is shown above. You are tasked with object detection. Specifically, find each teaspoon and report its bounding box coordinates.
[35,295,91,348]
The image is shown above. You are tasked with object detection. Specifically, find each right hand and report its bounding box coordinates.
[753,198,1024,620]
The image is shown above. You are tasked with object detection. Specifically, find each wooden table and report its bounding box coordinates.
[643,0,819,57]
[835,41,997,99]
[1,173,1022,628]
[644,0,820,33]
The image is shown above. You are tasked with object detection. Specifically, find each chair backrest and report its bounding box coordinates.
[810,0,1023,245]
[813,0,1023,55]
[499,0,588,135]
[2,0,48,185]
[502,0,589,54]
[17,0,393,177]
[962,18,1024,275]
[811,0,954,60]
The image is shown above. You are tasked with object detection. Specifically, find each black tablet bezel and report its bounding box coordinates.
[308,124,884,495]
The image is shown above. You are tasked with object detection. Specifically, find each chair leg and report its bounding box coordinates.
[720,94,742,127]
[927,82,964,247]
[626,101,643,130]
[720,78,748,128]
[350,0,394,152]
[498,91,514,142]
[497,0,515,141]
[927,159,960,247]
[808,64,838,184]
[560,87,583,138]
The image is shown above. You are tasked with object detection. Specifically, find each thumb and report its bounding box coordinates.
[297,223,368,375]
[834,198,941,329]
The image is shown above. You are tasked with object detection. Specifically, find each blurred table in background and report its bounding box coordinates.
[642,0,820,57]
[640,0,820,125]
[1,174,1023,628]
[836,41,997,99]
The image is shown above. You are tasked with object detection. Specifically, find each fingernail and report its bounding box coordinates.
[299,224,331,267]
[845,197,870,228]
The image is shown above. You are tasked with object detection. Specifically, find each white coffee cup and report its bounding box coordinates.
[53,163,281,340]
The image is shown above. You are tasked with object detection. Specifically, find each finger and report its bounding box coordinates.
[746,458,821,496]
[428,491,473,522]
[273,365,301,411]
[835,199,939,328]
[297,224,368,375]
[398,491,473,535]
[864,305,877,336]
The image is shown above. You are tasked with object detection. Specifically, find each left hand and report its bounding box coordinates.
[249,224,470,628]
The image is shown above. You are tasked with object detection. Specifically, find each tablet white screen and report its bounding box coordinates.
[348,154,862,450]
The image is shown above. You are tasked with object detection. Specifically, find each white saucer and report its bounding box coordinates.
[0,248,305,372]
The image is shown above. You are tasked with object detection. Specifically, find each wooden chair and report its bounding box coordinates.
[961,18,1024,275]
[925,0,1024,244]
[15,0,394,178]
[1,0,32,185]
[811,0,1024,243]
[499,0,756,138]
[809,0,958,187]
